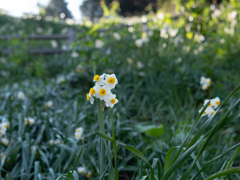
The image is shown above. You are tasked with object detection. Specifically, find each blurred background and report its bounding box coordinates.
[0,0,240,179]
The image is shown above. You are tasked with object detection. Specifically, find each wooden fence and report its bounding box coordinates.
[0,29,75,55]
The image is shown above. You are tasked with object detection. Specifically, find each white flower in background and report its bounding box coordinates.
[175,57,182,64]
[200,76,211,90]
[162,43,167,48]
[135,39,143,47]
[127,58,133,64]
[160,29,168,39]
[77,166,87,174]
[157,12,165,20]
[75,64,83,73]
[36,27,43,33]
[51,40,58,48]
[48,139,54,145]
[0,123,7,135]
[75,127,84,141]
[148,30,153,37]
[204,97,221,109]
[228,11,237,21]
[211,9,221,19]
[17,91,26,100]
[194,34,205,43]
[95,39,104,48]
[106,48,111,55]
[132,34,137,39]
[61,44,68,50]
[199,106,215,118]
[113,32,121,41]
[45,101,53,108]
[54,139,61,144]
[1,137,9,146]
[169,28,178,37]
[71,51,79,58]
[220,38,225,44]
[128,27,134,33]
[199,97,220,118]
[87,73,118,108]
[137,61,144,69]
[57,75,65,84]
[141,32,149,43]
[24,117,35,125]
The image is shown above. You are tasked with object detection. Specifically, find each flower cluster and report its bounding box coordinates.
[95,39,104,49]
[87,73,118,108]
[24,117,35,126]
[77,166,92,178]
[0,122,9,136]
[48,139,62,145]
[199,97,221,117]
[75,127,84,141]
[0,122,9,146]
[135,33,149,47]
[200,76,211,90]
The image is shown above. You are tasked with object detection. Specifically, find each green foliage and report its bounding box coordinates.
[1,1,240,179]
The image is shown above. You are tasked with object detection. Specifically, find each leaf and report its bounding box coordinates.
[136,124,164,137]
[72,170,79,180]
[205,167,240,180]
[140,175,149,180]
[164,147,179,174]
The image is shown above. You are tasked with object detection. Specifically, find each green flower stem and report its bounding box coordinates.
[97,99,105,176]
[110,110,118,180]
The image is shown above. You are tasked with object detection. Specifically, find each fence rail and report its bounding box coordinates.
[0,29,75,55]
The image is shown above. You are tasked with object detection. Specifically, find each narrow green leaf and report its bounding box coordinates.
[205,167,240,180]
[164,147,178,173]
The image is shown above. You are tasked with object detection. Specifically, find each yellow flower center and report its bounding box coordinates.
[107,77,115,84]
[208,103,212,106]
[29,122,33,125]
[0,131,2,135]
[77,129,80,132]
[87,94,90,100]
[4,124,7,128]
[208,80,211,84]
[90,88,95,95]
[211,111,214,115]
[94,75,100,81]
[203,112,206,114]
[111,99,116,104]
[99,89,106,96]
[75,134,79,138]
[216,101,220,106]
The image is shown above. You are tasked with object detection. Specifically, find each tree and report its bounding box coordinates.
[80,0,157,20]
[40,0,73,19]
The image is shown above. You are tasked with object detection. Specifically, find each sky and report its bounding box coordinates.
[0,0,83,20]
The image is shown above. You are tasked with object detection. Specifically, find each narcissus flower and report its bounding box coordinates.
[199,97,220,118]
[200,76,211,90]
[75,127,84,141]
[113,32,121,41]
[87,73,118,108]
[1,137,9,146]
[199,106,215,118]
[204,97,221,109]
[24,117,35,126]
[77,166,87,174]
[95,39,104,48]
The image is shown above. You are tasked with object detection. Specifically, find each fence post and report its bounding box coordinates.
[67,28,75,50]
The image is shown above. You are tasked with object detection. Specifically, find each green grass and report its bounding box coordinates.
[0,1,240,179]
